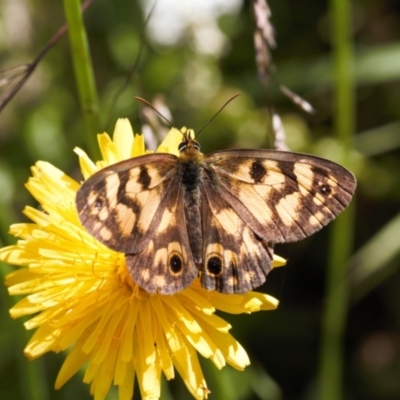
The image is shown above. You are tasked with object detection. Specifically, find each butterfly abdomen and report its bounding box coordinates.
[177,159,204,264]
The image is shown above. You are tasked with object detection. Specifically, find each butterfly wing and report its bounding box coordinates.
[76,145,356,295]
[205,149,356,243]
[76,154,178,254]
[76,153,198,294]
[199,181,274,293]
[125,184,198,294]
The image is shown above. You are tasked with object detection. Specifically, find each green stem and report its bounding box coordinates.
[63,0,100,158]
[19,331,51,400]
[318,0,356,399]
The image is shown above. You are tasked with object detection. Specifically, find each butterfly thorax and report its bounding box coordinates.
[177,133,204,195]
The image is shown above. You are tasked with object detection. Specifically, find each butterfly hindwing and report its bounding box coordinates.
[126,186,198,294]
[199,179,274,293]
[206,149,356,243]
[76,154,178,254]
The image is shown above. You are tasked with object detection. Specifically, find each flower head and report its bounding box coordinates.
[0,119,284,400]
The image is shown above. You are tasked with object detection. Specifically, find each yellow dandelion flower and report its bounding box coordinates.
[0,119,284,400]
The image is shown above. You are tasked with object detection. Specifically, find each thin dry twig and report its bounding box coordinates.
[251,0,276,83]
[0,0,93,113]
[279,84,315,114]
[272,110,289,151]
[251,0,315,151]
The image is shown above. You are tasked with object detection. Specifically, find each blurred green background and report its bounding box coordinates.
[1,0,400,399]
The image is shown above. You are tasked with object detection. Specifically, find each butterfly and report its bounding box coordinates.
[76,128,356,295]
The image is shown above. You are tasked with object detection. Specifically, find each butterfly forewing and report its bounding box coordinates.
[206,149,356,243]
[76,154,178,254]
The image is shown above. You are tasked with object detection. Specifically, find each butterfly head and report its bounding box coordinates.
[178,128,202,159]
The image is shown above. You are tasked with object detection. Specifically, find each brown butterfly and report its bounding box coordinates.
[76,129,356,294]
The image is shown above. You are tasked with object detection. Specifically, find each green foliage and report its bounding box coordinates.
[1,1,400,399]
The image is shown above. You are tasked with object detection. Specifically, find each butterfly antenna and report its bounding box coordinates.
[135,96,175,127]
[195,92,241,138]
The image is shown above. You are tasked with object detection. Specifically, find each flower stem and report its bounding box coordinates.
[318,0,356,399]
[63,0,100,158]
